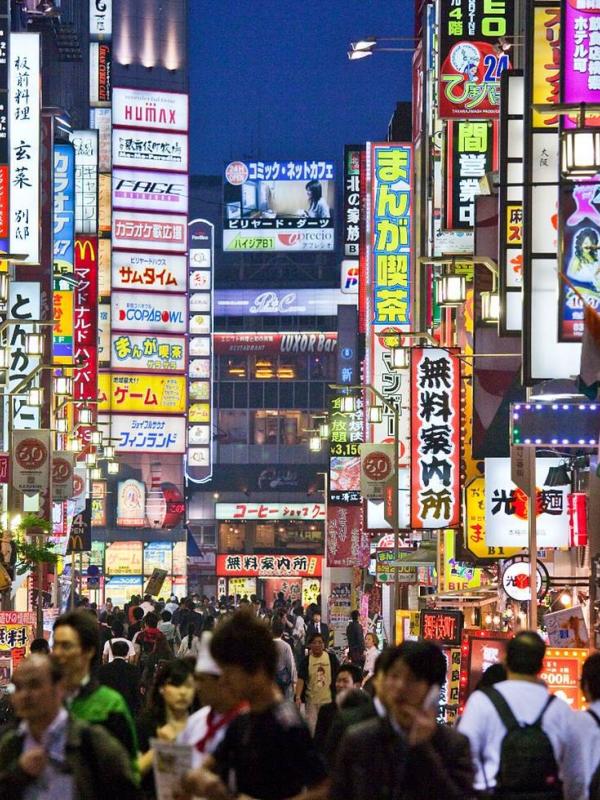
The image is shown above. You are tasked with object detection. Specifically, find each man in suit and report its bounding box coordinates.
[97,639,141,715]
[305,610,330,648]
[313,663,363,750]
[330,641,474,800]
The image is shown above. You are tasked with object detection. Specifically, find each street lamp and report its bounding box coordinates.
[341,396,356,413]
[25,333,44,357]
[481,291,500,323]
[107,461,119,475]
[78,407,94,425]
[28,387,43,406]
[309,435,322,453]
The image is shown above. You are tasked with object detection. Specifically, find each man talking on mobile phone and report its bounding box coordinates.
[330,641,474,800]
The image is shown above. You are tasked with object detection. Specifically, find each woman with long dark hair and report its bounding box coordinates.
[136,658,195,798]
[177,622,202,658]
[304,180,330,219]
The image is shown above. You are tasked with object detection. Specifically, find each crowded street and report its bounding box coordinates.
[1,0,600,798]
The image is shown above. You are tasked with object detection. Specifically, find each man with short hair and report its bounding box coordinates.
[314,663,362,750]
[178,632,244,769]
[459,630,584,800]
[295,633,340,734]
[330,641,473,800]
[98,639,141,715]
[272,617,297,700]
[574,652,600,798]
[0,654,140,799]
[346,609,365,667]
[52,609,138,772]
[306,610,330,648]
[182,611,328,800]
[127,605,145,640]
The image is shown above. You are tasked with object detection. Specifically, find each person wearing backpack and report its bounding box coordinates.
[133,612,169,669]
[272,617,297,699]
[459,631,585,800]
[574,652,600,799]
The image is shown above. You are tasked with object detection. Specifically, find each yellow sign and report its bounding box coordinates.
[442,530,482,592]
[465,478,522,559]
[532,4,560,128]
[302,578,321,608]
[395,610,420,645]
[189,402,210,423]
[227,577,256,599]
[506,204,523,247]
[98,373,186,414]
[105,541,143,575]
[53,289,74,365]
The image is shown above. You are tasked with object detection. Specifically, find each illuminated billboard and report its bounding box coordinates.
[100,413,187,454]
[112,87,188,132]
[99,373,186,415]
[112,169,188,214]
[112,128,188,173]
[111,251,187,293]
[223,160,334,252]
[112,210,187,253]
[110,333,186,373]
[111,292,187,334]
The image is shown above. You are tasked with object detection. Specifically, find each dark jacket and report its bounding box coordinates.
[313,701,336,752]
[324,698,378,766]
[330,716,474,800]
[297,650,340,703]
[0,714,141,800]
[306,621,330,646]
[97,657,141,715]
[346,620,365,662]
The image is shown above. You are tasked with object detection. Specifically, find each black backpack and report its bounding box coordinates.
[481,687,563,800]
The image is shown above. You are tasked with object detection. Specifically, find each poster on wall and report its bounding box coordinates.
[438,0,513,119]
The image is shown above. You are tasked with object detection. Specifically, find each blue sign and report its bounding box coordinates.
[53,143,75,275]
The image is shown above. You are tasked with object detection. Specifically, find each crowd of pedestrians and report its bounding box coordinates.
[2,593,600,798]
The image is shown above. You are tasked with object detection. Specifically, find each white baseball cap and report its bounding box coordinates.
[195,631,221,676]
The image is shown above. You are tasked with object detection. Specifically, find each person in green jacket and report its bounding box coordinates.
[52,609,139,774]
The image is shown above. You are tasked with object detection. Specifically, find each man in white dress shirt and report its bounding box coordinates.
[459,631,586,800]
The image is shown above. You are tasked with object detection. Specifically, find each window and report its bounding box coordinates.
[217,410,248,444]
[219,382,234,408]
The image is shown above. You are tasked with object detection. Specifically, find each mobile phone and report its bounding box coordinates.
[422,683,440,712]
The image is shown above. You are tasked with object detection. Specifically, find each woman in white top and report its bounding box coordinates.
[177,623,202,659]
[362,632,379,682]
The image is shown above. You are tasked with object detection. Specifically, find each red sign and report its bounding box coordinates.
[217,554,322,578]
[0,453,9,484]
[214,332,337,356]
[420,610,463,646]
[15,438,47,470]
[411,347,461,529]
[74,236,98,402]
[568,493,588,547]
[326,505,368,568]
[540,649,588,710]
[0,165,9,238]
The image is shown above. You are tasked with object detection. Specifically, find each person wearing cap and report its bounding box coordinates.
[177,631,247,769]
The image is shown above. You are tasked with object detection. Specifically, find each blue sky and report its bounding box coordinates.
[188,1,415,175]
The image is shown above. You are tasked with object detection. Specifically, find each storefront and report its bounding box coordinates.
[216,553,323,606]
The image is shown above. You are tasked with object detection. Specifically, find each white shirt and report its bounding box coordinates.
[364,646,378,677]
[102,637,136,662]
[140,601,154,615]
[20,707,74,800]
[458,680,586,800]
[177,706,229,769]
[573,698,600,796]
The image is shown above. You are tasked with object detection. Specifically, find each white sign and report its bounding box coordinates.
[112,210,188,253]
[223,228,334,252]
[10,33,40,263]
[89,108,111,171]
[214,288,355,316]
[111,251,187,293]
[510,444,535,495]
[89,0,112,38]
[73,130,98,234]
[215,503,325,521]
[8,281,41,429]
[341,259,359,294]
[12,430,50,496]
[98,304,110,363]
[112,87,188,132]
[112,168,188,214]
[110,333,186,373]
[105,414,186,454]
[502,560,544,602]
[111,291,187,334]
[485,458,570,548]
[112,129,188,173]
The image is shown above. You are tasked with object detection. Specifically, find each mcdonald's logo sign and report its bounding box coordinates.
[75,236,97,266]
[66,500,92,554]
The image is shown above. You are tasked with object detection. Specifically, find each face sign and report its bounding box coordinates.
[11,657,64,723]
[52,624,92,680]
[161,675,195,714]
[381,659,431,727]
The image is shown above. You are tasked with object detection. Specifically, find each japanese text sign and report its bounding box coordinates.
[111,292,187,334]
[371,143,412,326]
[111,333,186,373]
[411,348,461,528]
[111,251,187,294]
[98,373,186,415]
[105,414,186,454]
[74,236,99,401]
[112,168,188,215]
[73,130,98,234]
[112,87,188,133]
[343,145,363,258]
[326,505,367,568]
[53,143,75,275]
[215,502,325,521]
[484,458,571,547]
[8,281,41,428]
[465,477,521,558]
[532,3,561,128]
[217,554,322,578]
[10,33,40,263]
[112,129,188,173]
[329,392,362,504]
[562,0,600,125]
[438,0,513,118]
[444,120,495,229]
[420,610,464,646]
[112,210,188,253]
